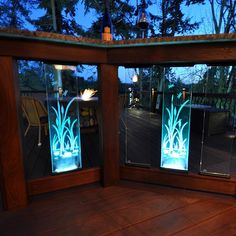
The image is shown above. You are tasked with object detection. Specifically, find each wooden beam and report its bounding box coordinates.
[120,166,236,195]
[27,168,101,195]
[107,41,236,66]
[99,64,120,186]
[0,38,107,64]
[0,33,235,66]
[0,56,28,210]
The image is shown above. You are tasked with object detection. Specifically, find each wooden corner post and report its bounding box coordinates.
[99,64,120,186]
[0,56,28,210]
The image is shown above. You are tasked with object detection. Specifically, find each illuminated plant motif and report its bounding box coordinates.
[163,95,189,158]
[51,97,80,158]
[65,118,78,152]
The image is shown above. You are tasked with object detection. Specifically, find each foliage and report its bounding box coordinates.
[149,0,205,37]
[0,0,36,29]
[209,0,235,34]
[205,66,236,93]
[18,61,45,91]
[82,0,206,39]
[82,0,138,39]
[32,0,84,35]
[204,0,236,93]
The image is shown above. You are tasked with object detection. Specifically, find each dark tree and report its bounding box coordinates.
[149,0,205,37]
[0,0,36,29]
[82,0,138,39]
[205,0,235,93]
[82,0,205,38]
[33,0,84,35]
[209,0,235,34]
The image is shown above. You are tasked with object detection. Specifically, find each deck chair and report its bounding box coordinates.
[21,96,48,146]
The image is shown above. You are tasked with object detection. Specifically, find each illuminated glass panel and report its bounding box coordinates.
[160,73,192,171]
[46,65,82,173]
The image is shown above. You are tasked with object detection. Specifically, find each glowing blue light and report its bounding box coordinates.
[161,94,191,171]
[49,97,82,173]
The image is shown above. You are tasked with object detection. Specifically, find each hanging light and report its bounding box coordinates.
[132,74,138,83]
[101,0,113,41]
[137,0,150,32]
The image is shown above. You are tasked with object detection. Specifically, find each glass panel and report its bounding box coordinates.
[160,67,192,171]
[19,61,99,179]
[190,64,209,173]
[120,67,160,167]
[45,64,82,173]
[19,60,51,179]
[200,65,235,177]
[120,65,235,178]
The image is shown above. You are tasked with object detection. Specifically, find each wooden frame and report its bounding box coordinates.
[28,168,101,195]
[107,40,236,66]
[121,166,236,195]
[0,56,28,210]
[0,38,107,64]
[0,31,235,210]
[99,64,120,186]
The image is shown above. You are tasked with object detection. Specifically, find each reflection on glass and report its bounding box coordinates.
[46,65,82,173]
[19,61,99,179]
[119,65,235,177]
[119,67,154,167]
[199,65,234,177]
[161,68,192,171]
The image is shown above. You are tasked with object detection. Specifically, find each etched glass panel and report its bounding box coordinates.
[45,64,82,173]
[160,68,192,171]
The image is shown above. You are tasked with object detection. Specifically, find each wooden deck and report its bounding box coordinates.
[1,181,236,235]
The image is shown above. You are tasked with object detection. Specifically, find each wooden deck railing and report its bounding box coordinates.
[0,31,235,210]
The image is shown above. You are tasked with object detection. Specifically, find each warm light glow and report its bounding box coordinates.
[54,65,76,71]
[54,64,63,70]
[80,89,97,101]
[132,74,138,83]
[226,134,236,139]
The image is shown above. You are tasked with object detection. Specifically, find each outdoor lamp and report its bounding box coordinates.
[137,0,150,31]
[101,0,113,41]
[132,74,138,83]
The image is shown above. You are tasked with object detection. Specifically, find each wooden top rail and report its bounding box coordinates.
[0,28,235,47]
[0,28,235,65]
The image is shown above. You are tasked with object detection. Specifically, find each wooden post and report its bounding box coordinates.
[99,64,120,186]
[0,56,28,210]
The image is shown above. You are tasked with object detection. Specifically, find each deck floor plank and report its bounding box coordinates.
[1,181,236,236]
[173,207,236,236]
